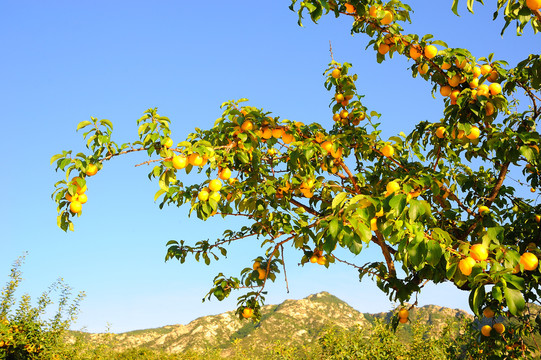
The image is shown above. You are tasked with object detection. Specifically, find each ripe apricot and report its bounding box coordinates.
[70,201,82,214]
[261,127,273,139]
[477,84,489,97]
[344,3,355,13]
[483,307,495,318]
[380,10,393,25]
[398,308,409,319]
[458,257,476,276]
[218,168,232,180]
[455,58,467,69]
[481,325,492,337]
[241,120,254,131]
[485,102,495,116]
[172,155,188,170]
[163,137,173,148]
[257,268,266,280]
[487,70,498,82]
[399,317,408,324]
[242,308,254,318]
[335,93,345,102]
[253,261,261,270]
[520,252,539,271]
[317,256,326,265]
[378,43,390,55]
[282,132,294,144]
[209,179,222,192]
[77,193,88,204]
[441,62,451,70]
[424,45,437,59]
[409,46,422,60]
[381,144,394,157]
[386,181,400,195]
[472,66,481,78]
[480,64,492,76]
[448,74,461,87]
[189,153,204,167]
[470,244,488,261]
[86,164,98,176]
[489,83,502,96]
[469,78,479,89]
[370,218,378,231]
[340,109,349,119]
[331,68,341,78]
[526,0,541,10]
[466,127,480,140]
[440,85,452,97]
[198,189,210,201]
[479,205,490,214]
[272,127,283,138]
[493,322,505,334]
[418,63,429,75]
[435,126,446,138]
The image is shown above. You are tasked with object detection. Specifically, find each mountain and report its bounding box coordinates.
[69,292,472,355]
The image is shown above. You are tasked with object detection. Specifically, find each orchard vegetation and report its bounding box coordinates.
[50,0,541,358]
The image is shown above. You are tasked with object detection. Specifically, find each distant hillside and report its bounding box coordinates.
[69,292,472,355]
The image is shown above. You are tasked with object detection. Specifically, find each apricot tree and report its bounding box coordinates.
[52,0,541,357]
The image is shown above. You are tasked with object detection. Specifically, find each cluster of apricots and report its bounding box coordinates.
[435,124,481,142]
[252,261,266,280]
[479,306,506,337]
[65,164,98,214]
[458,242,539,277]
[309,249,327,265]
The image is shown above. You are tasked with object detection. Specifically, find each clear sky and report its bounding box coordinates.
[0,1,538,333]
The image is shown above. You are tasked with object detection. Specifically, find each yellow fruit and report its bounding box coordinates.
[398,308,409,319]
[86,164,98,176]
[409,46,422,60]
[77,193,88,204]
[466,127,480,140]
[481,64,492,76]
[172,155,188,169]
[331,68,341,78]
[483,307,495,318]
[335,93,345,102]
[370,218,378,231]
[381,144,394,157]
[481,325,492,337]
[209,179,222,192]
[459,257,476,276]
[257,268,266,280]
[317,256,326,265]
[520,252,539,271]
[330,147,342,159]
[198,189,210,201]
[380,10,393,25]
[535,215,541,223]
[440,85,452,97]
[241,120,254,131]
[477,84,489,97]
[310,255,318,263]
[242,308,254,319]
[479,205,490,214]
[493,322,505,334]
[76,184,87,195]
[470,244,488,261]
[209,191,221,202]
[261,127,273,139]
[527,0,541,10]
[450,89,460,105]
[218,168,232,180]
[472,66,481,78]
[369,5,379,17]
[70,201,82,214]
[378,43,390,55]
[489,83,502,96]
[469,78,479,89]
[189,153,204,166]
[332,113,341,122]
[424,45,437,59]
[436,126,446,138]
[340,109,349,119]
[418,63,429,75]
[65,192,78,202]
[163,137,173,148]
[386,181,400,195]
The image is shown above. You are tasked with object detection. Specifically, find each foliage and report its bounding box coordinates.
[51,0,541,357]
[0,254,85,359]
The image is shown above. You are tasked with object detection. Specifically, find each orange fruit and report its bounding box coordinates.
[381,144,394,157]
[435,126,446,138]
[481,325,492,337]
[163,137,173,148]
[535,214,541,223]
[76,184,87,195]
[418,63,429,75]
[253,261,261,270]
[344,3,355,13]
[77,193,88,204]
[257,268,266,280]
[466,126,480,140]
[448,74,461,87]
[340,109,349,119]
[409,46,422,60]
[261,127,273,139]
[458,256,476,276]
[440,85,452,97]
[70,201,82,214]
[172,155,188,169]
[450,89,460,104]
[242,308,254,319]
[310,255,318,263]
[209,192,221,202]
[380,10,393,25]
[527,0,541,10]
[317,256,326,265]
[424,45,437,59]
[86,164,98,176]
[218,168,232,180]
[330,147,342,159]
[483,307,495,318]
[398,308,409,319]
[477,84,490,97]
[378,43,390,55]
[369,5,379,17]
[335,93,345,102]
[493,323,505,334]
[489,83,502,96]
[189,153,204,167]
[272,127,283,138]
[478,205,490,214]
[487,70,498,82]
[370,218,378,231]
[485,102,495,116]
[282,132,294,144]
[399,317,408,324]
[469,77,479,89]
[520,252,539,271]
[472,66,482,78]
[65,192,78,202]
[331,68,341,78]
[441,62,451,70]
[332,114,341,122]
[455,58,467,69]
[241,120,254,131]
[470,244,488,261]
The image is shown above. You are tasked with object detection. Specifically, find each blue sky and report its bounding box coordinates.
[0,1,538,333]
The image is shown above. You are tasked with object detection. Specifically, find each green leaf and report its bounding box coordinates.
[76,121,92,131]
[332,192,348,210]
[468,285,485,316]
[426,240,443,266]
[50,154,64,166]
[504,287,525,315]
[154,189,166,202]
[328,218,340,239]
